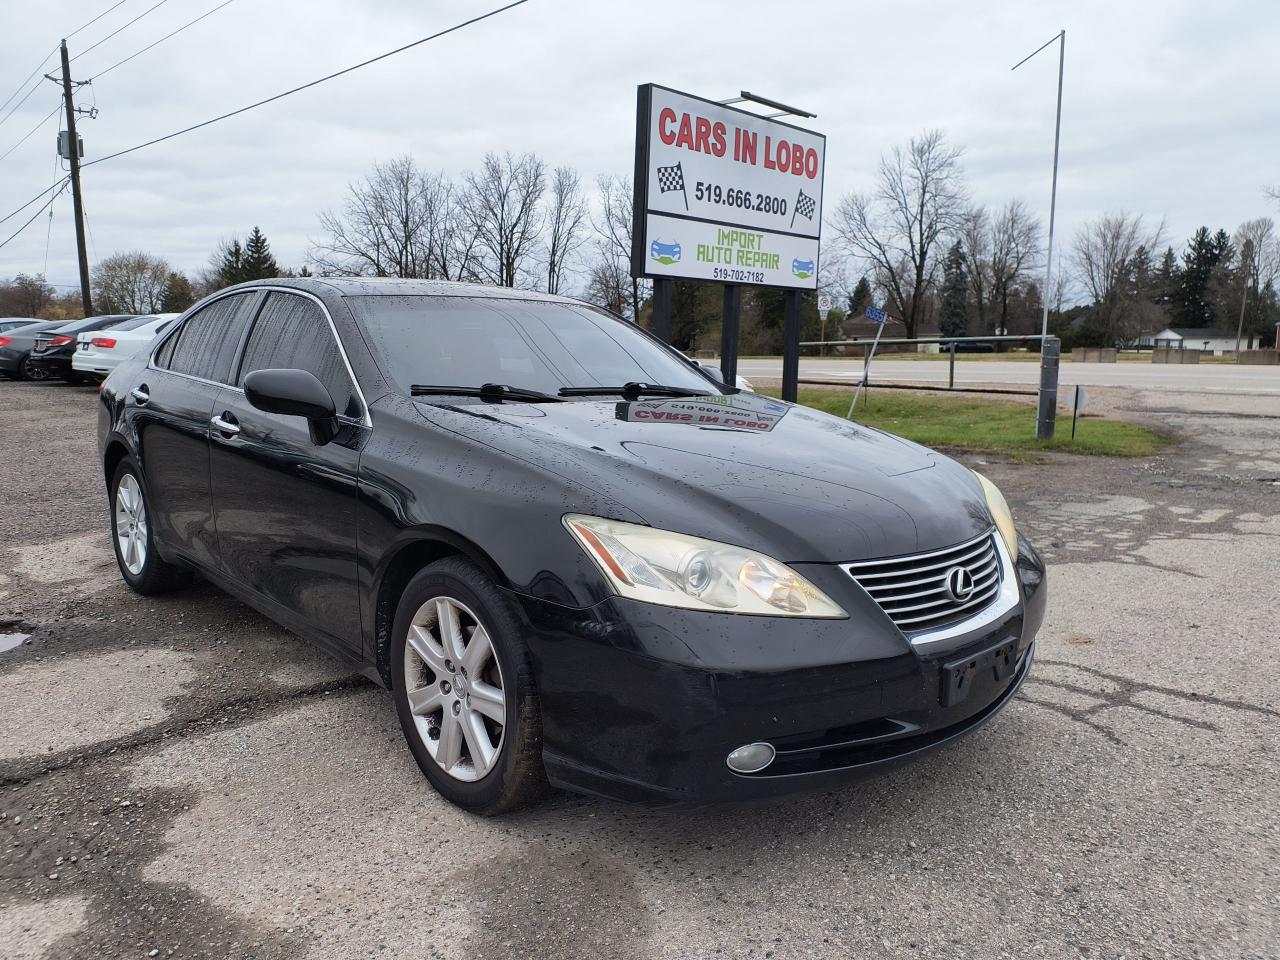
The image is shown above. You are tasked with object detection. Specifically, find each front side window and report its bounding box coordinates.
[237,292,359,419]
[345,296,716,396]
[160,294,256,382]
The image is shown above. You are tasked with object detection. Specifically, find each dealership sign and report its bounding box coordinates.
[631,84,826,290]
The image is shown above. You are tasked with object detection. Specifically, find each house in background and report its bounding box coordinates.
[1149,326,1237,356]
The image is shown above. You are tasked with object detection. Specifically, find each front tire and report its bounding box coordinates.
[109,458,192,595]
[391,557,545,814]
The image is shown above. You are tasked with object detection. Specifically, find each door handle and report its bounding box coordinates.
[211,413,241,436]
[130,386,150,404]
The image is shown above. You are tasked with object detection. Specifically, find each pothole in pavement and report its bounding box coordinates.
[0,633,31,654]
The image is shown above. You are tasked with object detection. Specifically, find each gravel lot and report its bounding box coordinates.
[1,378,1277,960]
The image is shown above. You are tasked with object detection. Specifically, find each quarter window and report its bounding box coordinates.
[237,293,359,419]
[159,294,256,382]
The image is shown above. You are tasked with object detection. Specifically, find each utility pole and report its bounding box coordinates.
[1013,29,1065,440]
[57,39,93,317]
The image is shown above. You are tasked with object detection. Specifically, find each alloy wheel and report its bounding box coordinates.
[403,596,506,782]
[22,357,48,381]
[114,474,148,576]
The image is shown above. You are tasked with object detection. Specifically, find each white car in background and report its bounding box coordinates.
[72,313,179,380]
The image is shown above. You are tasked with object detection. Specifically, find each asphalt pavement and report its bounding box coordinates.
[1,379,1278,960]
[734,356,1280,396]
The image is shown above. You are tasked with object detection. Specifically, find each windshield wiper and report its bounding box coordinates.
[410,383,563,402]
[558,382,714,399]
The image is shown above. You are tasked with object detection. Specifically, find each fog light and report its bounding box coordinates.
[726,741,775,774]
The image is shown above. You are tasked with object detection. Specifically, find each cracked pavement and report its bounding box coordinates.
[1,378,1277,960]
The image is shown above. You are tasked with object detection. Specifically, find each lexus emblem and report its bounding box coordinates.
[945,566,976,602]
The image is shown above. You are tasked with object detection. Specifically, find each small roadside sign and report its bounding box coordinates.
[865,306,887,324]
[817,292,832,320]
[1071,385,1089,439]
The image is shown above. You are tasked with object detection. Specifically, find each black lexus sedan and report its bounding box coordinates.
[97,279,1046,813]
[25,314,136,382]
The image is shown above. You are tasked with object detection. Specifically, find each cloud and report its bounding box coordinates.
[1,0,1276,292]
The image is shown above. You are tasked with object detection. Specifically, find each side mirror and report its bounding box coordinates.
[243,368,339,445]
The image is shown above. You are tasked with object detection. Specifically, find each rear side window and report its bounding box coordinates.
[237,292,359,418]
[160,294,256,382]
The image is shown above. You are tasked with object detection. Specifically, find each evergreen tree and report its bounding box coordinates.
[241,226,280,280]
[1175,227,1232,326]
[214,238,246,288]
[160,272,195,313]
[848,275,872,318]
[1153,246,1180,311]
[939,240,968,338]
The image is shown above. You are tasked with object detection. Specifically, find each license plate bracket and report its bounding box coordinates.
[940,638,1019,707]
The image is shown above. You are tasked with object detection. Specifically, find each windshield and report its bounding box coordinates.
[347,296,718,396]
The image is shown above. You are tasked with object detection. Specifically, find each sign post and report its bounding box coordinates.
[847,306,888,418]
[816,292,832,356]
[631,84,826,393]
[1071,384,1088,440]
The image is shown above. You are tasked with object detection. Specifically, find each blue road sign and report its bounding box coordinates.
[865,306,887,324]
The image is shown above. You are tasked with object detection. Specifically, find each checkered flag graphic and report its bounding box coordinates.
[656,161,688,210]
[790,188,816,228]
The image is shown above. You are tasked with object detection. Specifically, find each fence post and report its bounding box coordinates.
[1036,337,1060,440]
[949,341,957,389]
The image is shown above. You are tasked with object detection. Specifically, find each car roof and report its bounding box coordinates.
[219,276,589,307]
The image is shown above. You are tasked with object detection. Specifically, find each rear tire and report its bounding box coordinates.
[391,557,545,814]
[19,355,47,381]
[109,458,192,595]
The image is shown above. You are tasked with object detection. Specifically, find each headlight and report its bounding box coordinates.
[973,471,1017,557]
[563,514,847,618]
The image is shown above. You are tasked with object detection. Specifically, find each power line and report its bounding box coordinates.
[0,47,57,116]
[71,0,177,63]
[83,0,532,168]
[0,177,70,229]
[0,75,51,132]
[67,0,135,40]
[0,101,62,164]
[89,0,236,81]
[0,179,70,253]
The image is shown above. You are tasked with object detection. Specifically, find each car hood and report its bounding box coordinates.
[412,392,993,564]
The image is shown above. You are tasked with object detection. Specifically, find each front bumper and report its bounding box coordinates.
[517,535,1047,805]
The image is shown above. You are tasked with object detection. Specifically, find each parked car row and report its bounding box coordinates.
[0,313,178,384]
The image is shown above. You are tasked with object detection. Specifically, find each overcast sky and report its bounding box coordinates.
[2,0,1277,297]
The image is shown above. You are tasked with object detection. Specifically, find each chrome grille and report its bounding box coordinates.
[33,337,50,351]
[843,531,1002,634]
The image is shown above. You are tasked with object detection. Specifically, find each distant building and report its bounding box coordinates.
[1149,327,1237,356]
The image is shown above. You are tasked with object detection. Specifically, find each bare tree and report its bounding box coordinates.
[462,152,546,288]
[585,258,629,317]
[832,130,967,338]
[310,156,469,280]
[591,174,644,320]
[958,206,991,333]
[988,200,1043,334]
[1071,212,1166,345]
[543,166,588,294]
[1232,217,1280,349]
[91,252,172,313]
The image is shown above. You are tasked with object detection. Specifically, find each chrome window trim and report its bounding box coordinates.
[147,285,372,428]
[843,529,1021,650]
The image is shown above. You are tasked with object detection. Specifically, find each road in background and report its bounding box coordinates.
[734,356,1280,395]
